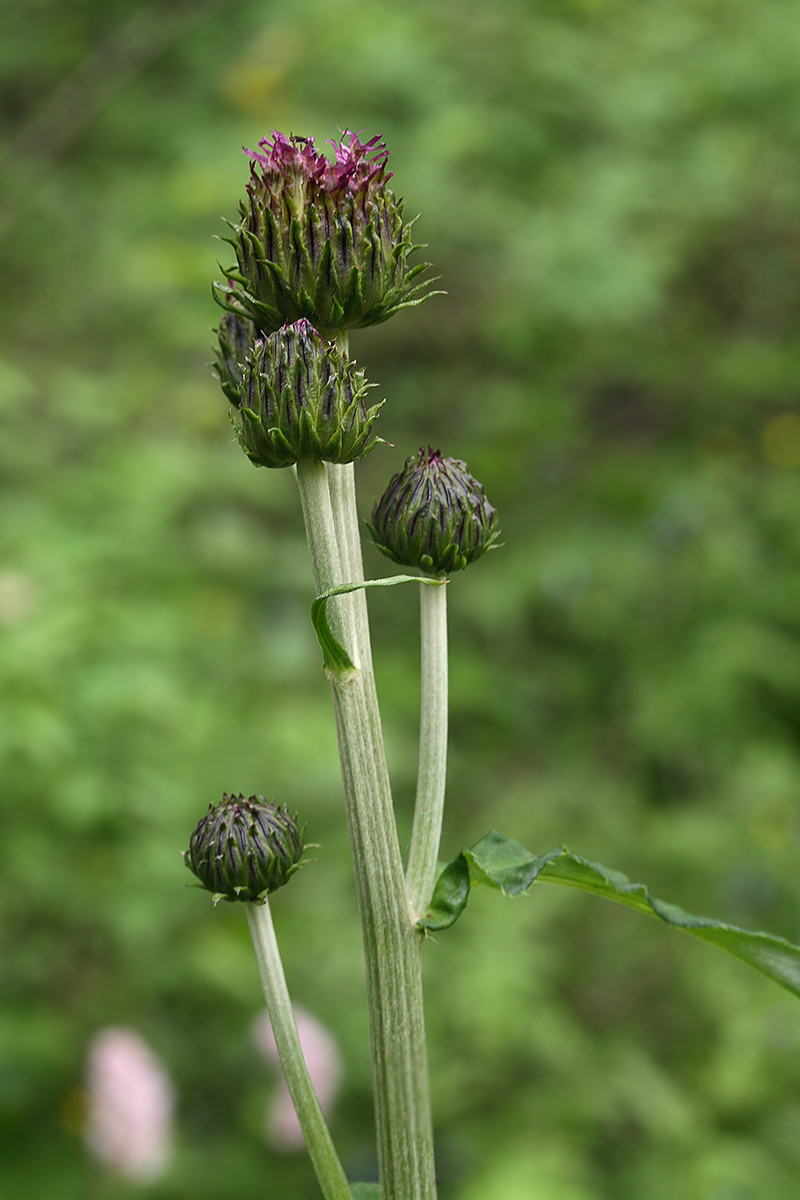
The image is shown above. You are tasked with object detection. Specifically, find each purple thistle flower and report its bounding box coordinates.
[214,127,437,336]
[326,130,393,193]
[244,130,329,186]
[244,129,392,197]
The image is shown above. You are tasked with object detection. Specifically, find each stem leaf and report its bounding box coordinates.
[311,575,444,672]
[421,829,800,999]
[350,1186,381,1200]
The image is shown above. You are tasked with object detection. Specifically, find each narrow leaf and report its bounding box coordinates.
[349,1185,380,1200]
[421,830,800,999]
[311,576,444,673]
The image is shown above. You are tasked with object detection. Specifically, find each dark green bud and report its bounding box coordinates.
[185,794,305,903]
[368,447,500,576]
[213,130,436,336]
[233,319,383,469]
[213,311,257,406]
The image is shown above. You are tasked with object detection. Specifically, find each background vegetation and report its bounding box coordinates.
[3,0,800,1196]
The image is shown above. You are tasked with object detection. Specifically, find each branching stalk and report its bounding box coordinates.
[296,458,437,1200]
[245,899,352,1200]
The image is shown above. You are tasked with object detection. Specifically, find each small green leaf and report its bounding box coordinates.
[421,830,800,999]
[311,576,444,673]
[423,853,470,929]
[349,1185,380,1200]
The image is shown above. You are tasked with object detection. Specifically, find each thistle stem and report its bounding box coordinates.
[245,899,352,1200]
[326,461,373,674]
[406,580,448,921]
[296,458,437,1200]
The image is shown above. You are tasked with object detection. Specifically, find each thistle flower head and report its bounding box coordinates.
[231,318,382,468]
[214,128,436,336]
[368,447,501,576]
[244,129,392,201]
[185,794,305,903]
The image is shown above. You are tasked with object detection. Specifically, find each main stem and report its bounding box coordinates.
[296,459,437,1200]
[405,581,448,922]
[245,899,352,1200]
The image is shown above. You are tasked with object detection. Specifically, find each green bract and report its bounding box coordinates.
[368,447,500,576]
[214,311,256,406]
[213,129,436,336]
[230,318,382,469]
[185,794,305,903]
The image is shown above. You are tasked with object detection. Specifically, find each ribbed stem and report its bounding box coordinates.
[326,461,373,674]
[296,459,437,1200]
[326,336,376,678]
[406,580,448,921]
[245,899,352,1200]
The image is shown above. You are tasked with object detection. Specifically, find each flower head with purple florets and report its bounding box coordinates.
[213,127,437,337]
[245,129,393,201]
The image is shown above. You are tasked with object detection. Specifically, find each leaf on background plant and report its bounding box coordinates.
[311,575,445,672]
[349,1184,380,1200]
[421,830,800,999]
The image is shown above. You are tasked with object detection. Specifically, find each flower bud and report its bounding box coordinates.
[233,318,382,469]
[214,310,257,406]
[214,129,435,335]
[185,794,305,903]
[368,448,500,576]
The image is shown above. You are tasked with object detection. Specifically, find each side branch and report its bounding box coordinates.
[406,580,448,921]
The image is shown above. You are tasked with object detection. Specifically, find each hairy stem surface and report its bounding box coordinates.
[245,899,352,1200]
[406,580,448,921]
[296,458,437,1200]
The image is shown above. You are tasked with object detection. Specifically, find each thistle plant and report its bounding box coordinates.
[186,126,800,1200]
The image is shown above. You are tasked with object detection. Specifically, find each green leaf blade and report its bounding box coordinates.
[311,575,443,673]
[421,832,800,1000]
[465,828,551,896]
[422,853,470,931]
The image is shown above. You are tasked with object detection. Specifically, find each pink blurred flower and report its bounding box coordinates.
[85,1027,174,1183]
[252,1006,342,1153]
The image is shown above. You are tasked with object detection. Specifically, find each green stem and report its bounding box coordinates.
[405,580,448,921]
[326,461,374,674]
[245,899,352,1200]
[296,459,437,1200]
[326,335,376,676]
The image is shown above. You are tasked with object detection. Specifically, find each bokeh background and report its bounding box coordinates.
[4,0,800,1196]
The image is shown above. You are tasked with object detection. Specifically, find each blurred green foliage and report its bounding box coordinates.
[3,0,800,1196]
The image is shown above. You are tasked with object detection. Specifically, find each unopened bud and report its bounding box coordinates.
[214,311,257,406]
[185,794,305,903]
[233,319,382,468]
[368,447,500,576]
